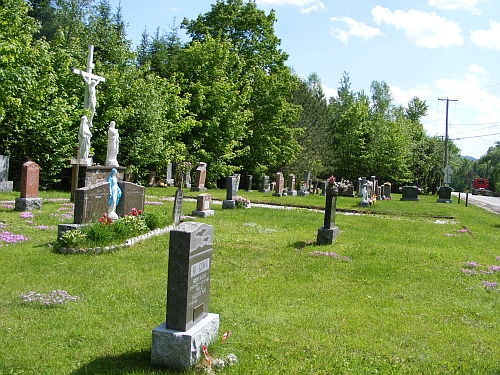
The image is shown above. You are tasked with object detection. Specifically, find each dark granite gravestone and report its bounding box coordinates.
[0,155,13,192]
[192,194,214,217]
[400,186,420,201]
[273,172,285,197]
[298,170,311,196]
[287,174,297,196]
[173,187,184,224]
[73,182,109,224]
[245,175,253,192]
[259,175,270,193]
[166,222,214,331]
[383,183,392,199]
[191,162,207,192]
[319,181,326,196]
[15,161,42,211]
[222,176,236,209]
[437,186,453,203]
[151,222,219,370]
[317,187,339,245]
[116,181,145,217]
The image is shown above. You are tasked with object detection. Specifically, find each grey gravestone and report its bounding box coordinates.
[437,186,453,203]
[370,176,376,199]
[298,171,311,196]
[0,155,13,192]
[173,187,184,224]
[152,221,219,369]
[73,182,109,224]
[222,176,236,209]
[400,186,419,201]
[273,173,285,197]
[357,177,363,197]
[317,188,339,245]
[383,183,391,199]
[192,194,214,217]
[165,163,174,186]
[377,186,382,200]
[259,175,270,193]
[191,162,207,192]
[287,174,297,196]
[245,175,253,192]
[116,181,145,217]
[166,221,214,331]
[184,172,191,188]
[319,181,326,196]
[233,174,241,192]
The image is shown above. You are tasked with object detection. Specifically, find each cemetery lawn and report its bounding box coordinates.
[1,188,499,374]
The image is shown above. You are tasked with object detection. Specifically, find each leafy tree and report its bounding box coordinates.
[182,0,302,177]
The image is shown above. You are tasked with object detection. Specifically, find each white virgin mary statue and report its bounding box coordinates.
[105,121,119,167]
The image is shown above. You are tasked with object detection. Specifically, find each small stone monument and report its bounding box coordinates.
[245,175,253,192]
[298,170,311,196]
[259,175,270,193]
[383,182,392,199]
[222,176,236,209]
[0,155,13,192]
[437,186,453,203]
[400,186,420,201]
[317,185,340,245]
[173,186,184,224]
[15,160,42,211]
[233,174,241,192]
[191,162,207,192]
[192,194,214,217]
[165,163,174,186]
[273,173,285,197]
[287,174,297,196]
[184,171,191,189]
[319,181,326,196]
[357,177,365,197]
[151,222,219,370]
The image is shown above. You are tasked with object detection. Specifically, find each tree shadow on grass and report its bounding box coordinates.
[71,349,186,375]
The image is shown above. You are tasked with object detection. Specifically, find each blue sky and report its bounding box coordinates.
[109,0,500,160]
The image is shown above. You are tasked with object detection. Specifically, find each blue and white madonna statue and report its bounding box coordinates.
[107,168,122,220]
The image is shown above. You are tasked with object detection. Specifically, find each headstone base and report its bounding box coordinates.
[317,226,339,245]
[0,181,13,192]
[58,223,87,240]
[297,191,309,196]
[15,197,42,211]
[437,198,452,203]
[151,313,220,370]
[190,187,207,192]
[358,201,370,207]
[287,190,297,196]
[222,200,236,209]
[191,209,214,218]
[273,193,283,197]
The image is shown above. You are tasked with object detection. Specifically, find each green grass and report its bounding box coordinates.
[1,188,499,374]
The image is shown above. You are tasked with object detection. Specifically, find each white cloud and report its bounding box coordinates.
[468,63,487,75]
[256,0,327,13]
[330,16,383,44]
[470,20,500,49]
[371,5,463,48]
[428,0,488,15]
[322,84,338,101]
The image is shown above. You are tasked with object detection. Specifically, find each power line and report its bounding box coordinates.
[452,132,500,140]
[450,121,500,126]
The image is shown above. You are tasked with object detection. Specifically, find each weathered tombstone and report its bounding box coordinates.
[73,182,109,224]
[319,181,326,196]
[15,161,42,211]
[370,176,376,199]
[165,163,175,186]
[245,175,253,192]
[173,187,184,224]
[298,171,311,196]
[437,186,453,203]
[0,155,13,192]
[359,183,370,207]
[192,194,214,217]
[191,162,207,192]
[151,221,219,370]
[273,173,285,197]
[259,175,270,193]
[184,171,191,189]
[383,182,391,199]
[377,186,382,200]
[287,174,297,196]
[400,186,420,201]
[116,181,145,217]
[233,174,241,192]
[317,186,340,245]
[222,176,236,209]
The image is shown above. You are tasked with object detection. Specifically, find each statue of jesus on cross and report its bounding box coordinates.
[72,45,106,127]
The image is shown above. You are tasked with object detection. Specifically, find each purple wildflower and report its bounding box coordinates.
[19,211,34,219]
[0,231,29,243]
[488,265,500,273]
[463,261,478,269]
[462,269,477,276]
[481,281,498,290]
[2,203,13,209]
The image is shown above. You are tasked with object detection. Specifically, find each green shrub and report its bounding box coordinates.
[59,229,87,248]
[143,212,171,230]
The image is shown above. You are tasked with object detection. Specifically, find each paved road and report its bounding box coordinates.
[452,192,500,215]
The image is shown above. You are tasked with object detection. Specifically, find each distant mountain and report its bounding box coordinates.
[462,155,477,161]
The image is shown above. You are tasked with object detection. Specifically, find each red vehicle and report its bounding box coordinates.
[473,178,488,190]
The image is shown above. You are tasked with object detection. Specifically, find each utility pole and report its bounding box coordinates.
[438,98,458,168]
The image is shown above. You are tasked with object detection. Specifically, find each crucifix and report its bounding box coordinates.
[71,45,106,127]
